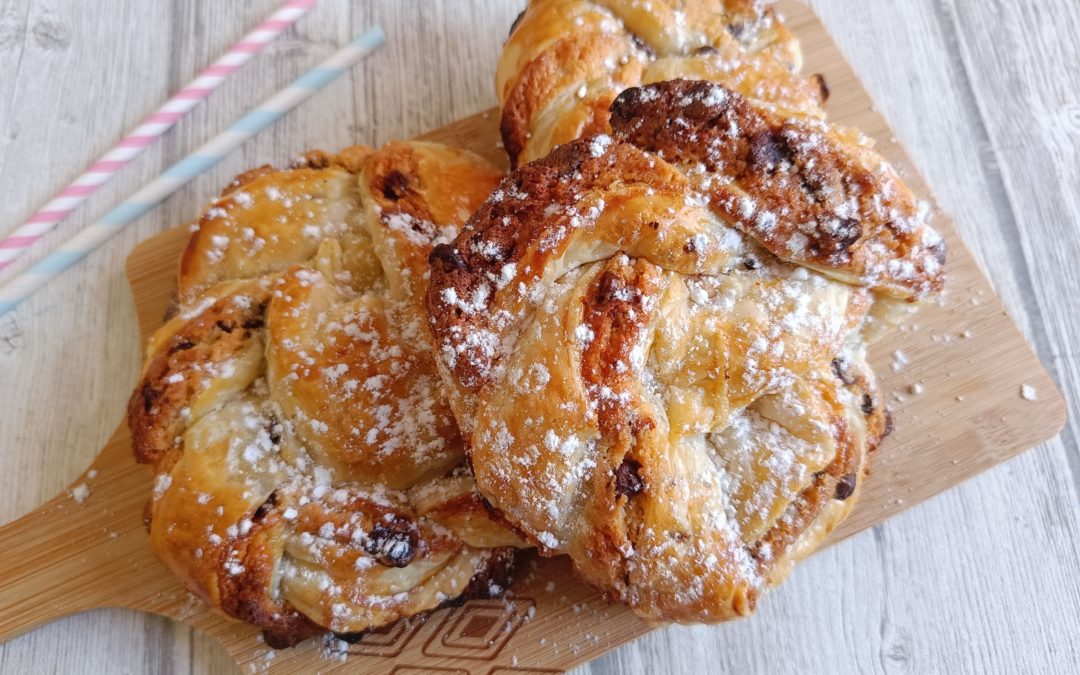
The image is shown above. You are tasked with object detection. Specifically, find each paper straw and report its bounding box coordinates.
[0,0,318,273]
[0,27,386,317]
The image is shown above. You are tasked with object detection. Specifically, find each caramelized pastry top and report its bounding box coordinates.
[497,0,823,166]
[128,142,525,647]
[426,84,920,622]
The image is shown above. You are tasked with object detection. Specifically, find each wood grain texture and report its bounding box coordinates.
[0,0,1078,673]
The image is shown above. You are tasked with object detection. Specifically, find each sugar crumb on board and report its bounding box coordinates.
[1020,384,1038,401]
[891,349,909,372]
[320,634,350,662]
[245,645,277,674]
[69,483,90,504]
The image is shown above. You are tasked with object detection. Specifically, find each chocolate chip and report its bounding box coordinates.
[262,630,299,650]
[215,320,234,333]
[812,74,830,103]
[615,458,644,497]
[169,338,195,355]
[252,491,278,522]
[596,270,625,304]
[381,170,411,201]
[628,32,655,59]
[834,473,858,500]
[831,217,862,253]
[741,255,761,271]
[882,410,895,438]
[748,129,793,172]
[860,393,875,415]
[264,413,282,445]
[428,243,467,271]
[333,631,365,644]
[458,548,518,605]
[242,318,265,331]
[141,383,159,413]
[693,45,719,56]
[364,517,418,567]
[610,85,666,131]
[798,170,828,201]
[831,357,855,385]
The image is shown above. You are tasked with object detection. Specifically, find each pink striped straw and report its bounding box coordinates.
[0,0,318,272]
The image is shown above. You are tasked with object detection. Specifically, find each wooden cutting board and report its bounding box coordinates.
[0,2,1067,672]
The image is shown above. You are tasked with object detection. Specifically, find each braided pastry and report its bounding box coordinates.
[127,142,527,646]
[498,0,826,166]
[426,81,942,622]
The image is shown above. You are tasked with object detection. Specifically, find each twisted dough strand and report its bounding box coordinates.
[428,82,907,621]
[497,0,822,166]
[129,142,526,646]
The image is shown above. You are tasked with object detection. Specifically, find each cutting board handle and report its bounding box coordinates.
[0,429,158,643]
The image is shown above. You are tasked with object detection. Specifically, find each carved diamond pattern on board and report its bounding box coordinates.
[422,597,537,660]
[348,617,422,657]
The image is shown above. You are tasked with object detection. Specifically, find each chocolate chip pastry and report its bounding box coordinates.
[427,65,944,622]
[128,142,528,647]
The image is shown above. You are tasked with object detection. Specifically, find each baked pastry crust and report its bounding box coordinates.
[426,82,937,622]
[497,0,823,166]
[610,79,945,301]
[128,142,526,646]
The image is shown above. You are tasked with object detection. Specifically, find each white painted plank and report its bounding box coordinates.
[1,0,1078,673]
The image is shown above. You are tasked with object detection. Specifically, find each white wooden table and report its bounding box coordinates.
[1,1,1078,672]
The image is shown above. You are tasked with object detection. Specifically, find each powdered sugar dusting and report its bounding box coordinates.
[136,142,517,649]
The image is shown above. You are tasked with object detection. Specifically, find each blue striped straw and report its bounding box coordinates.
[0,27,385,317]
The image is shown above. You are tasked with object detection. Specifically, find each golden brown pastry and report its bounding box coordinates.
[128,142,527,647]
[497,0,826,166]
[610,79,946,301]
[426,82,940,623]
